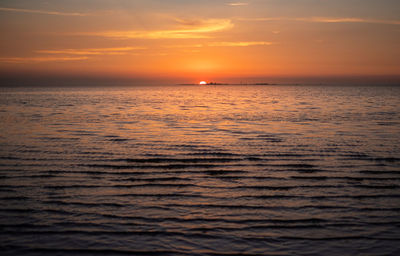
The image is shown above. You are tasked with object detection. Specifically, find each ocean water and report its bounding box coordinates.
[0,85,399,255]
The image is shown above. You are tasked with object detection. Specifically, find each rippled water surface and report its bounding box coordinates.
[0,85,400,255]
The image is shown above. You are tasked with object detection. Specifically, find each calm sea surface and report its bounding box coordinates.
[0,85,399,255]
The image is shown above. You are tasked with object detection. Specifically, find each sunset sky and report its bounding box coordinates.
[0,0,399,83]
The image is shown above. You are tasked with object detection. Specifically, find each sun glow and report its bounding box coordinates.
[199,81,207,85]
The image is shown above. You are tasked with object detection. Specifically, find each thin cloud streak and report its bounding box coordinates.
[164,41,275,48]
[0,57,89,63]
[80,19,233,39]
[0,7,91,16]
[207,41,275,47]
[37,47,145,56]
[163,44,204,48]
[228,2,249,6]
[0,41,273,63]
[308,17,400,25]
[238,17,400,25]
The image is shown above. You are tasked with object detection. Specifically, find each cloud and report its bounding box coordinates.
[80,18,233,39]
[0,57,89,63]
[306,17,400,25]
[238,16,400,25]
[163,44,204,48]
[207,41,275,47]
[0,47,153,63]
[227,2,249,6]
[237,17,287,22]
[36,47,145,55]
[163,41,275,49]
[0,7,91,16]
[0,47,146,63]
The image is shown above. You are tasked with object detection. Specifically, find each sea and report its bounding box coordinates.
[0,85,399,255]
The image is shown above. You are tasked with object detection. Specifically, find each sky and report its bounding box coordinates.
[0,0,399,84]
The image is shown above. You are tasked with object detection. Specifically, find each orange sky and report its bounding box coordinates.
[0,0,399,83]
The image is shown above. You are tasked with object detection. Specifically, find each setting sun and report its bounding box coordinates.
[199,81,207,85]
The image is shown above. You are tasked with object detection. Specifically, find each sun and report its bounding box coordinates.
[199,81,207,85]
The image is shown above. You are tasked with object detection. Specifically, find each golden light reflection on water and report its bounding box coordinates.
[0,85,400,255]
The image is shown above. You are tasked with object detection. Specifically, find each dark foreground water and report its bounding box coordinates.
[0,85,399,255]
